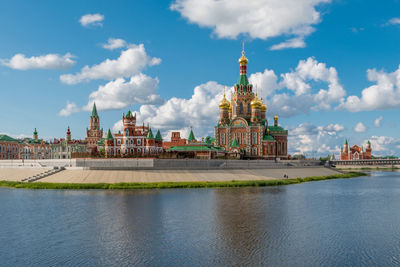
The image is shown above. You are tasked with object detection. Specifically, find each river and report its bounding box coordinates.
[0,171,400,266]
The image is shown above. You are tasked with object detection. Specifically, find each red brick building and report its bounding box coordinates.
[85,103,103,153]
[340,140,372,160]
[162,132,187,149]
[214,47,288,159]
[104,110,163,157]
[0,134,20,159]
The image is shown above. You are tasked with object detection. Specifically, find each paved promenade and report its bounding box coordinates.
[34,167,340,184]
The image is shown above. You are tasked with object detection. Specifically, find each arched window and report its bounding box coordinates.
[247,103,251,114]
[125,129,129,136]
[239,102,244,114]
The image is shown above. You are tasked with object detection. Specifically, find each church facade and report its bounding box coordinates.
[340,140,372,160]
[214,48,288,159]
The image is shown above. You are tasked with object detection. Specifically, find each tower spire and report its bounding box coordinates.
[91,102,99,118]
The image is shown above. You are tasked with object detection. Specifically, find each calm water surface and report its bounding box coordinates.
[1,171,400,266]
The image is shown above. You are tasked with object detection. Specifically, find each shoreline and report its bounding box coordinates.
[0,172,367,190]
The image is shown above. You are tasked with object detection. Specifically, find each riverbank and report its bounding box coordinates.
[0,172,366,190]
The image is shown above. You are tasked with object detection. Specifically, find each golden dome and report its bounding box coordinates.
[250,93,262,108]
[260,97,267,112]
[274,115,278,120]
[219,90,230,109]
[238,49,248,65]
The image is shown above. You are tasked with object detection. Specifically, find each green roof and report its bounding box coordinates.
[27,138,42,144]
[230,138,239,147]
[188,129,195,142]
[168,145,223,152]
[0,134,18,142]
[268,126,287,133]
[345,139,348,145]
[237,74,249,87]
[155,130,162,141]
[367,140,371,145]
[97,138,105,146]
[126,110,132,118]
[33,128,38,135]
[146,128,154,139]
[263,135,274,141]
[106,129,113,140]
[91,103,99,118]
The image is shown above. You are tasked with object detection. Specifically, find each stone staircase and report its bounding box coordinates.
[21,167,65,183]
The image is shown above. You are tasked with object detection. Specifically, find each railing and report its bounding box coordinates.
[331,159,400,165]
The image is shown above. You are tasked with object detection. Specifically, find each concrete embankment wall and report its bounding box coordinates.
[336,165,400,169]
[0,159,323,170]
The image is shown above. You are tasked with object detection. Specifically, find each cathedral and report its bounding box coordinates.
[340,140,372,160]
[214,48,288,159]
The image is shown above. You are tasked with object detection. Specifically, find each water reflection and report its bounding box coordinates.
[1,172,400,266]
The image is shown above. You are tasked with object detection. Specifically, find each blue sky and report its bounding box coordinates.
[1,0,400,157]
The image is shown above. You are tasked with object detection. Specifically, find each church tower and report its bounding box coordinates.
[66,126,71,142]
[86,102,103,151]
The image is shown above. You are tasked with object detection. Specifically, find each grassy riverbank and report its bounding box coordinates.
[0,172,367,190]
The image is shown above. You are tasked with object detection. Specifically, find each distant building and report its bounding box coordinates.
[162,132,187,149]
[0,134,20,159]
[340,140,372,160]
[104,110,163,158]
[85,103,103,154]
[214,47,288,159]
[50,127,87,159]
[20,128,51,160]
[166,129,224,159]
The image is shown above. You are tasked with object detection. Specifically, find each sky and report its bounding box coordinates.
[1,0,400,157]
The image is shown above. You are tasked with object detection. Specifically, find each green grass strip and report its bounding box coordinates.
[0,172,367,190]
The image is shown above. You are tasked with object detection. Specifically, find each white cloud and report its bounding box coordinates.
[1,53,75,70]
[339,66,400,112]
[59,74,163,116]
[107,81,227,138]
[59,102,80,117]
[248,69,278,97]
[288,122,345,157]
[374,116,383,127]
[366,136,400,156]
[171,0,330,49]
[354,122,367,133]
[388,17,400,25]
[270,37,306,50]
[102,38,127,50]
[85,74,163,111]
[60,44,161,84]
[80,13,104,27]
[264,57,345,117]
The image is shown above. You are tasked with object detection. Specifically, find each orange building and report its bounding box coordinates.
[162,132,187,149]
[340,140,372,160]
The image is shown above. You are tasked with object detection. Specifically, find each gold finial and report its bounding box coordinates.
[239,41,248,65]
[219,86,230,109]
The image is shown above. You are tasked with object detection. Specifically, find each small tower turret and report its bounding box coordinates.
[274,115,279,127]
[66,126,71,142]
[219,87,230,125]
[33,128,38,140]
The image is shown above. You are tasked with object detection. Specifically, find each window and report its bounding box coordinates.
[247,103,251,114]
[125,129,129,136]
[253,147,257,155]
[221,133,225,145]
[252,132,257,145]
[117,140,121,145]
[138,139,141,145]
[239,102,244,114]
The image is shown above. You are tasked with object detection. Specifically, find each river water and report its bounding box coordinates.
[1,171,400,266]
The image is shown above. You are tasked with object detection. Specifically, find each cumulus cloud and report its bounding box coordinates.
[248,69,278,97]
[374,116,383,127]
[354,122,367,133]
[288,122,345,157]
[85,74,162,111]
[60,44,161,84]
[59,74,163,116]
[1,53,75,70]
[270,37,306,50]
[260,57,345,117]
[366,136,400,156]
[339,66,400,112]
[108,81,227,138]
[59,102,80,117]
[102,38,127,50]
[171,0,330,49]
[80,13,104,27]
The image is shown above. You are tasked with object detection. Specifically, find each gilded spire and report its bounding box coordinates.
[238,41,248,65]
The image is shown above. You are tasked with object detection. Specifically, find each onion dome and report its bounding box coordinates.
[238,49,248,65]
[260,97,267,112]
[274,115,278,121]
[219,92,230,109]
[250,93,262,108]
